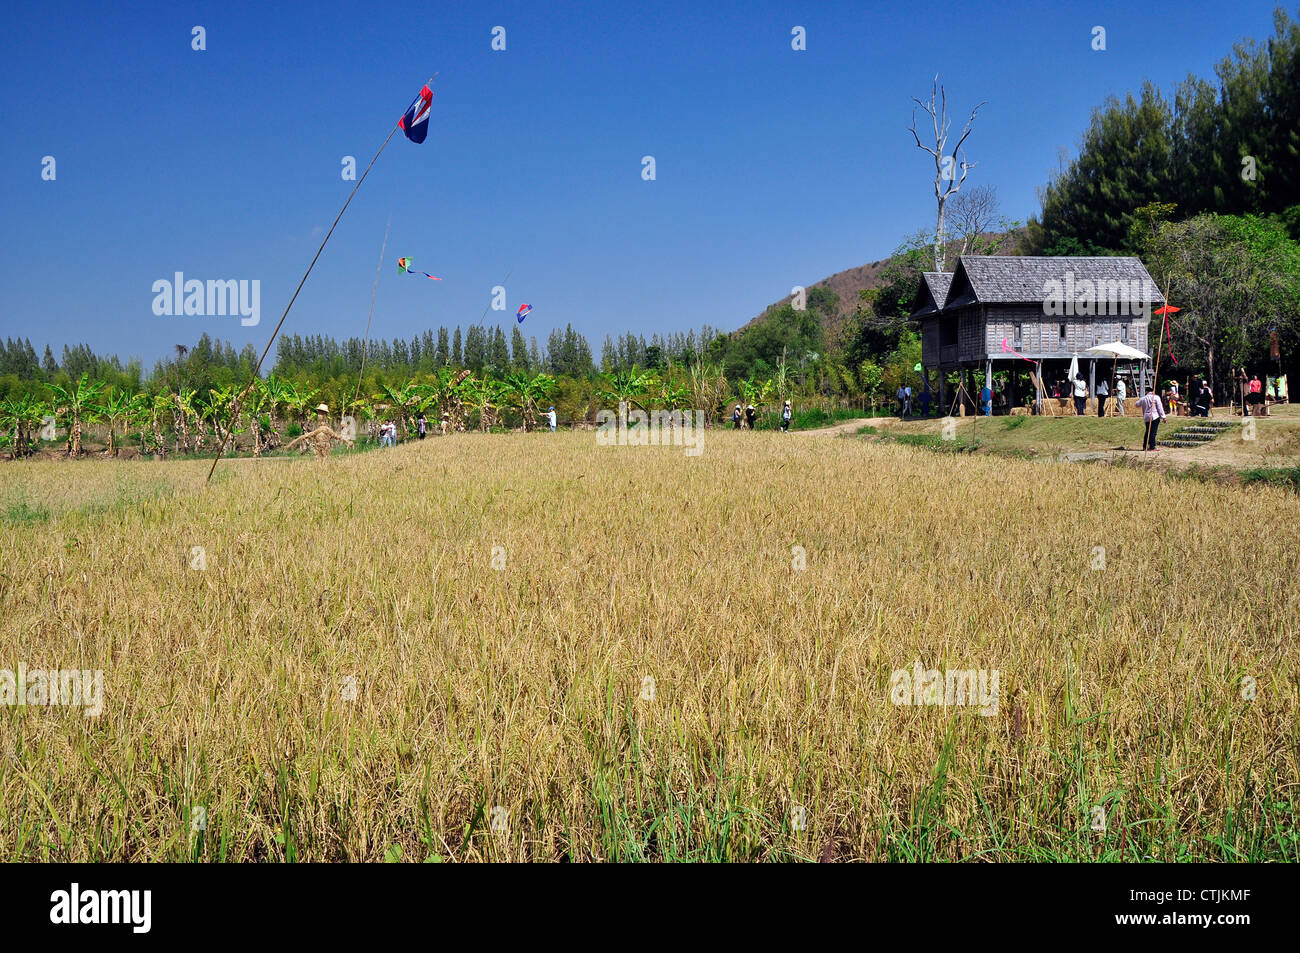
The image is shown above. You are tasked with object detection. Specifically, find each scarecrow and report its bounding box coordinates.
[284,404,354,459]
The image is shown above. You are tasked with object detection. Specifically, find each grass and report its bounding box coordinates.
[0,431,1297,861]
[2,496,52,526]
[1241,465,1300,491]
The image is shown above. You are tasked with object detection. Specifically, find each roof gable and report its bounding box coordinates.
[909,272,954,317]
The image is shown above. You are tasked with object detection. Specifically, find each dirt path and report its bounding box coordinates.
[795,417,899,437]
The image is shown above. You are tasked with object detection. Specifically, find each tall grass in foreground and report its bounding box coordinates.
[0,432,1296,861]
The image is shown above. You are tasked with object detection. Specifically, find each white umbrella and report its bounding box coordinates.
[1085,341,1150,361]
[1068,353,1079,381]
[1087,341,1151,404]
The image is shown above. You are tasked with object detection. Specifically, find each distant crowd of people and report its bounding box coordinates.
[730,400,794,431]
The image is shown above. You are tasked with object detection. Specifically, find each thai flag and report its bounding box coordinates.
[400,85,433,144]
[516,303,532,323]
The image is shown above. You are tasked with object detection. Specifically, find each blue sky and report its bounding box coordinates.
[0,0,1285,367]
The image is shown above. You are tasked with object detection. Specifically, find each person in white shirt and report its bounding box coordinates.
[1073,376,1088,416]
[546,406,557,432]
[1136,386,1167,450]
[1114,378,1127,416]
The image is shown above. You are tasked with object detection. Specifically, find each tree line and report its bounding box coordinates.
[1027,6,1300,257]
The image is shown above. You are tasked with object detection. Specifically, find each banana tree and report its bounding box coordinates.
[173,387,198,452]
[261,374,294,445]
[46,374,106,457]
[144,392,174,455]
[502,371,557,431]
[656,376,692,435]
[596,366,654,417]
[204,385,245,453]
[241,380,273,456]
[100,388,146,456]
[0,393,48,458]
[462,378,506,431]
[282,381,321,433]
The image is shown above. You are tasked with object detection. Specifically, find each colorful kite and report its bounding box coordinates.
[516,303,533,323]
[397,257,441,280]
[400,85,434,144]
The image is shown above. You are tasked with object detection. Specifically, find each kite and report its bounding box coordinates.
[400,85,434,144]
[397,257,442,280]
[516,303,533,323]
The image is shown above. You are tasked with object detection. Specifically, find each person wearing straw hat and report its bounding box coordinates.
[284,404,354,459]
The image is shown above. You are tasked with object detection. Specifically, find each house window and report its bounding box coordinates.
[1121,324,1129,343]
[1012,322,1022,346]
[1058,323,1067,345]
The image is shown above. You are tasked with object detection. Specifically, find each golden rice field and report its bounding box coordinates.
[0,432,1297,861]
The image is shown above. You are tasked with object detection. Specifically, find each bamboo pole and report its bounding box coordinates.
[206,77,436,483]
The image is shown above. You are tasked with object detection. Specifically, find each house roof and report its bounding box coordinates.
[943,256,1165,309]
[910,272,953,317]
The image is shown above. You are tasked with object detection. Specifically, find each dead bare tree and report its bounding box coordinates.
[948,184,1014,257]
[908,76,986,272]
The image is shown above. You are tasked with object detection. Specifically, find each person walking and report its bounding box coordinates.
[732,404,742,429]
[1095,378,1109,417]
[1137,386,1166,451]
[744,404,757,429]
[903,384,913,419]
[1194,379,1212,417]
[1072,375,1088,416]
[919,388,931,418]
[780,400,792,432]
[416,412,427,440]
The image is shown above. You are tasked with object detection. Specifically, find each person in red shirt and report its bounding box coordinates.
[1249,374,1266,417]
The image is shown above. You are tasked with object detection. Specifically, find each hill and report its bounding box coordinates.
[740,230,1024,346]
